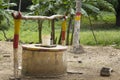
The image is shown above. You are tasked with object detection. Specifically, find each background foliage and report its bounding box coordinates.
[0,0,120,48]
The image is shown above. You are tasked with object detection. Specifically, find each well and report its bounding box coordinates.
[22,44,67,77]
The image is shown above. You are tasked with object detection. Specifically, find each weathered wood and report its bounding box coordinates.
[38,20,43,43]
[51,19,55,45]
[13,49,19,79]
[22,15,65,20]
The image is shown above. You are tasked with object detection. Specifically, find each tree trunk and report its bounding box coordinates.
[38,20,43,43]
[73,0,81,46]
[116,1,120,26]
[72,0,84,54]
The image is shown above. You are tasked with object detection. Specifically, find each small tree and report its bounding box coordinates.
[0,0,16,40]
[0,19,9,40]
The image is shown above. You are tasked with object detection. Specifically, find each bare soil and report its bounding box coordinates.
[0,41,120,80]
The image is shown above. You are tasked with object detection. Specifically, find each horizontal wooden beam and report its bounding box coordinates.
[22,15,66,20]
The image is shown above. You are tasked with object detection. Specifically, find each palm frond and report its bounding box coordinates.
[81,8,88,17]
[82,3,100,14]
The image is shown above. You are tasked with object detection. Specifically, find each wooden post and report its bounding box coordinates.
[51,19,55,45]
[12,12,22,79]
[61,18,67,45]
[38,20,43,43]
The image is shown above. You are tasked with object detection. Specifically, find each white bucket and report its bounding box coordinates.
[42,35,50,45]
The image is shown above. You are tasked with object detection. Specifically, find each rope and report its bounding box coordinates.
[18,0,22,12]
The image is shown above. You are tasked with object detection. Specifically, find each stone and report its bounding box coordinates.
[100,67,113,77]
[78,61,82,63]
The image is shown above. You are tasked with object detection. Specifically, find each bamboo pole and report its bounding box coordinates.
[22,15,66,20]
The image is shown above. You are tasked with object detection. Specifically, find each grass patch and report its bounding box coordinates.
[80,29,120,46]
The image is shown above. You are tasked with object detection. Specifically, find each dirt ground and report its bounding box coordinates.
[0,41,120,80]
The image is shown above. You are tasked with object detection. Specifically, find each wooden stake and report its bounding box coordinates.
[51,19,55,45]
[12,12,21,79]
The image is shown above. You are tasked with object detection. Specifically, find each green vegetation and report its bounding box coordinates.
[1,12,120,48]
[1,0,120,48]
